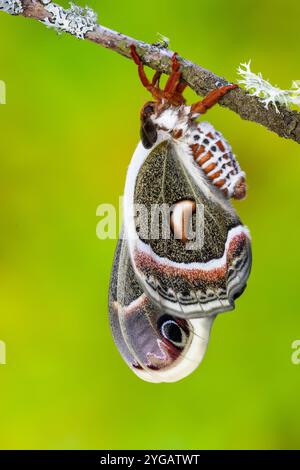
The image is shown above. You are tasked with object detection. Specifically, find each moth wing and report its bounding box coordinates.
[108,231,214,383]
[124,139,252,319]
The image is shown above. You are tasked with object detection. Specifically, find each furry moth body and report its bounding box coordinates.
[109,48,252,383]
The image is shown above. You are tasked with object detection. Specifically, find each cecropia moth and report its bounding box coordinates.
[109,47,252,383]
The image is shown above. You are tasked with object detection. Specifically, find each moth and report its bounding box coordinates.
[109,46,252,383]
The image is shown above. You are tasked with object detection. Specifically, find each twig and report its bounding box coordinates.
[1,0,300,145]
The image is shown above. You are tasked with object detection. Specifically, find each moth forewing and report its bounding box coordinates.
[123,137,252,319]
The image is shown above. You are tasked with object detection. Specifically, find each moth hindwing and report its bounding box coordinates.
[109,233,213,383]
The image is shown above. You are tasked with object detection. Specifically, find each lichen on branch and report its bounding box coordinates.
[0,0,23,14]
[238,61,300,113]
[41,1,97,39]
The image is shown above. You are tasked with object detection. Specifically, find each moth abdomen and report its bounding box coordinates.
[188,126,246,200]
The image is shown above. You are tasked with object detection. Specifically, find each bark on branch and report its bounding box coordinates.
[2,0,300,145]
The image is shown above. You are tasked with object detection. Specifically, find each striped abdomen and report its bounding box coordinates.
[189,123,246,200]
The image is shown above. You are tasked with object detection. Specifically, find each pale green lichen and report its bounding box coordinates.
[154,33,170,49]
[42,1,98,39]
[237,61,300,113]
[0,0,23,15]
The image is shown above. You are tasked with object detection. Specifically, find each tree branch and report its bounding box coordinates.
[2,0,300,145]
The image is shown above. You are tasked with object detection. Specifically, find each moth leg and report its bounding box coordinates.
[175,81,188,95]
[191,84,238,114]
[163,53,186,104]
[164,53,181,95]
[130,45,162,100]
[151,70,162,88]
[130,45,186,105]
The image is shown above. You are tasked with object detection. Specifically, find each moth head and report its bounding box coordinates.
[141,101,156,120]
[140,101,158,149]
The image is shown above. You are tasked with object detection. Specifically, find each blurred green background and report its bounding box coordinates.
[0,0,299,450]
